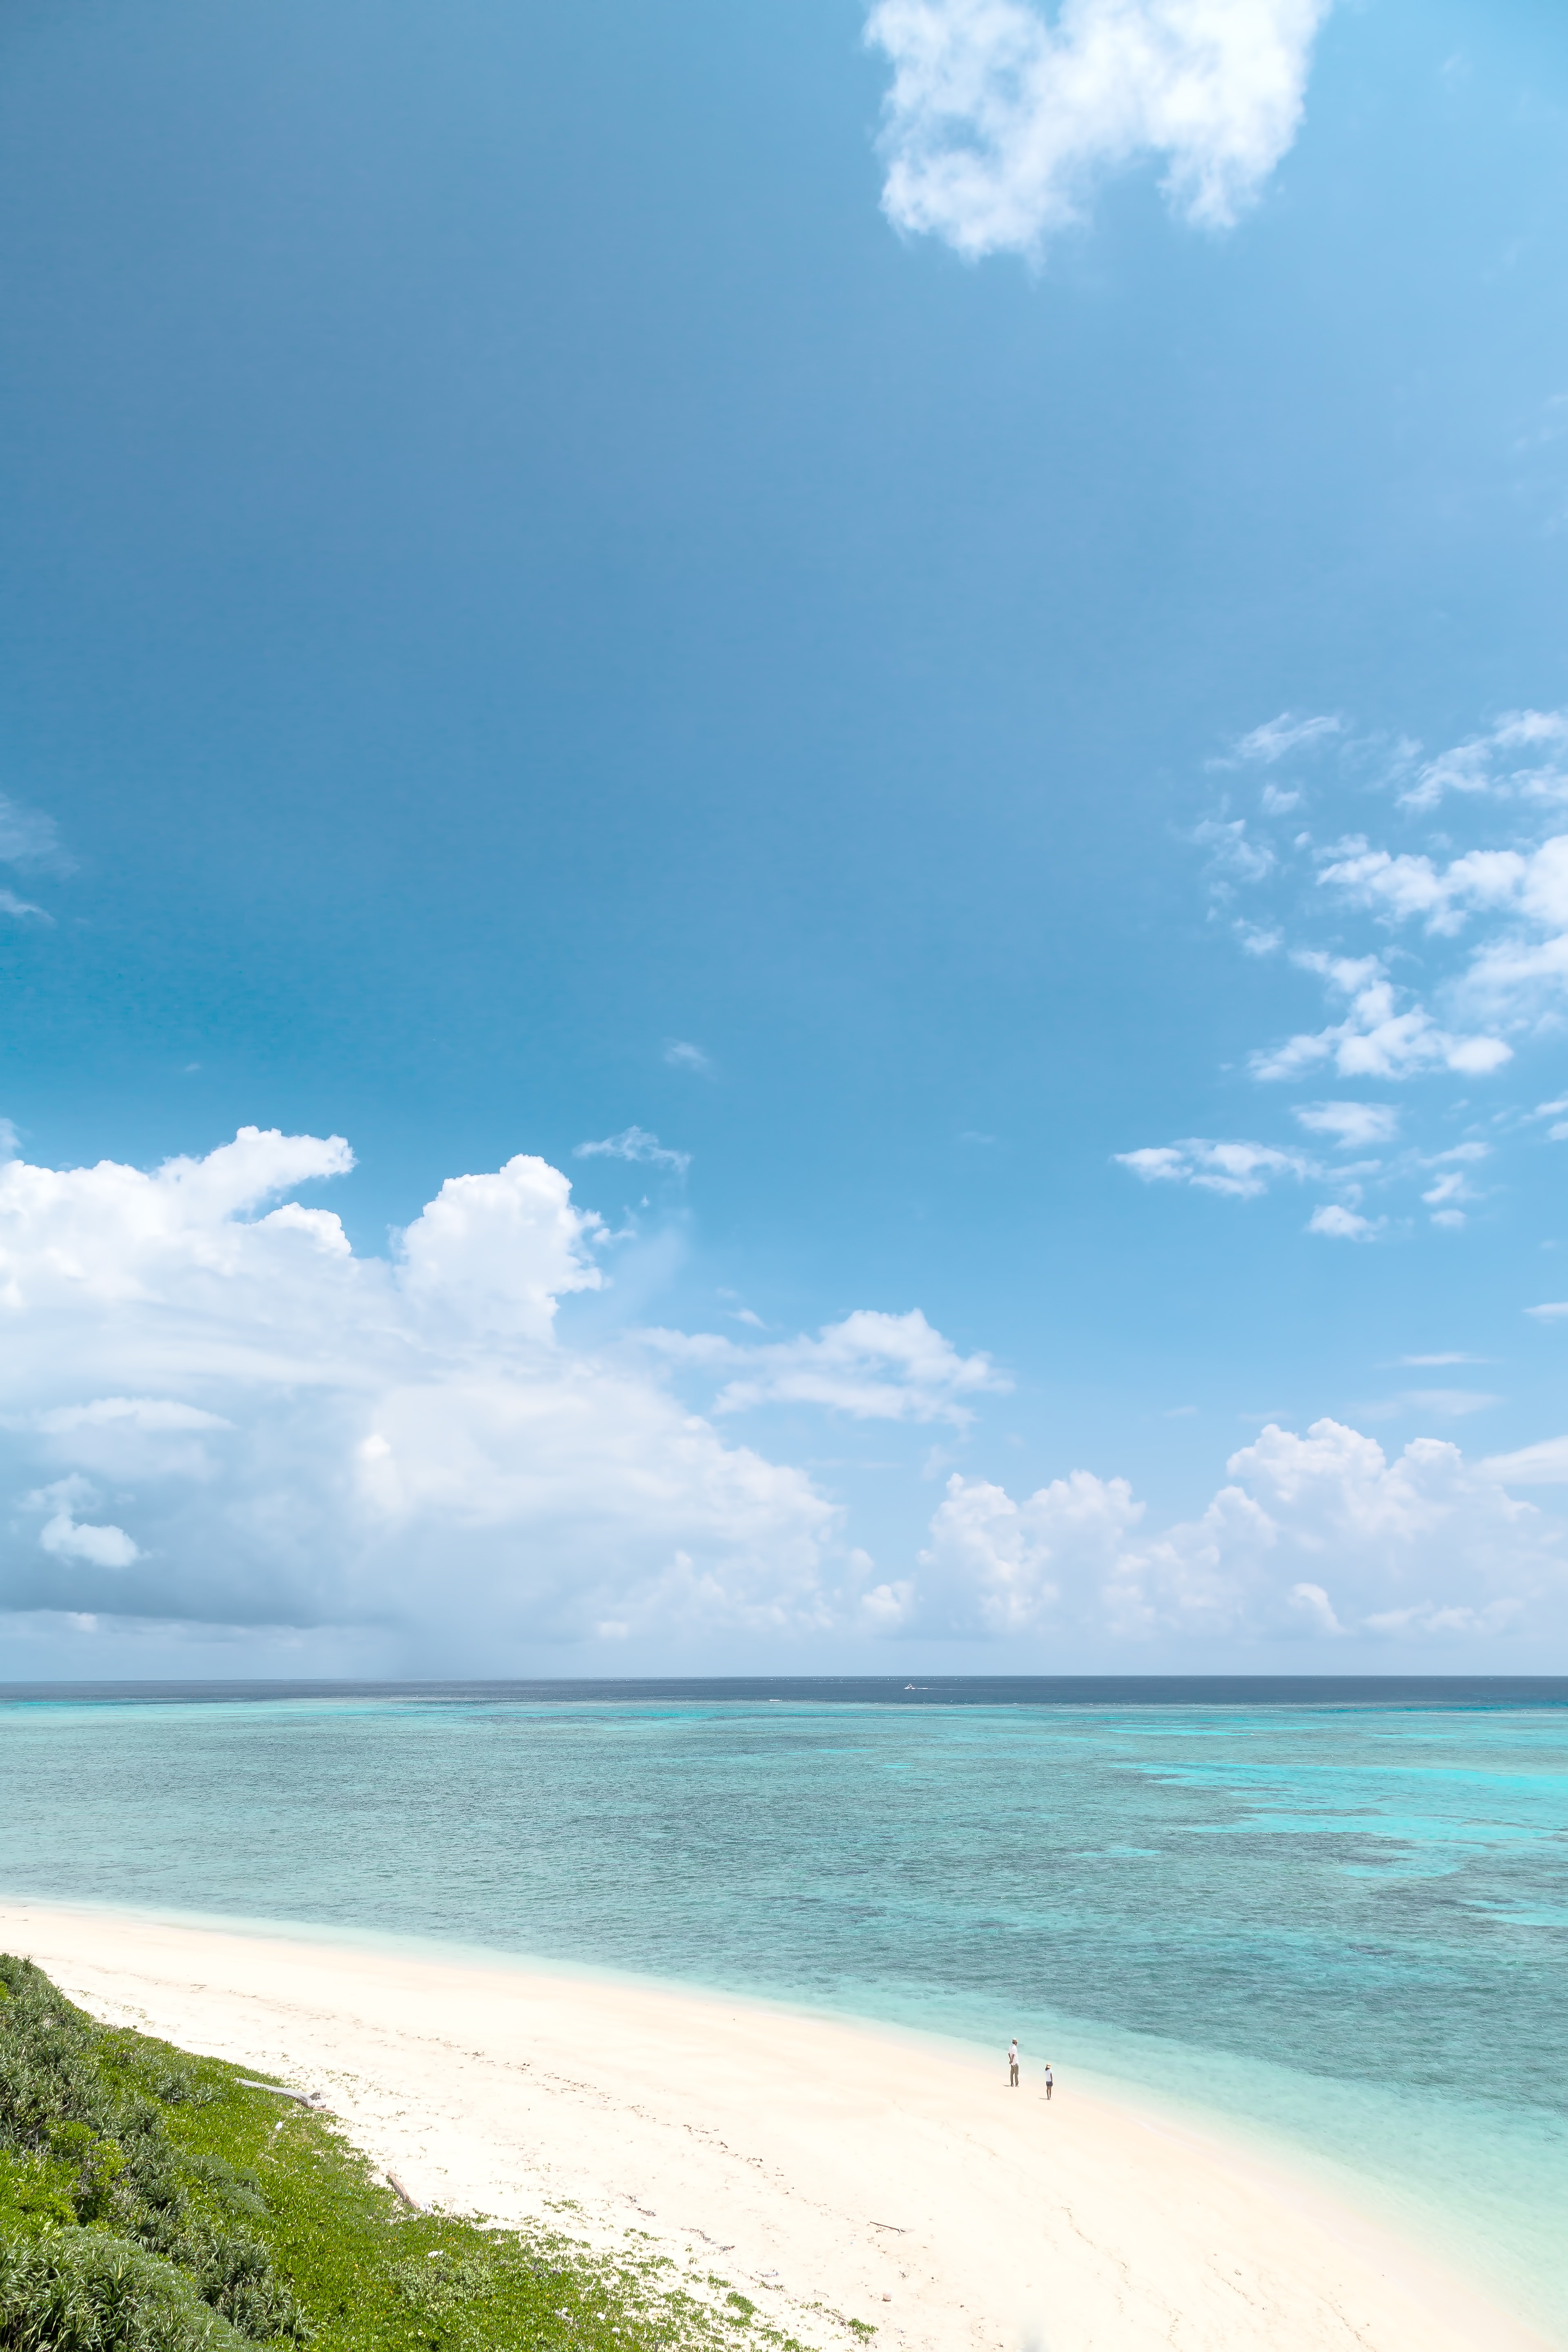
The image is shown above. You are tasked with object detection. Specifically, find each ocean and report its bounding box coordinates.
[2,1679,1565,2338]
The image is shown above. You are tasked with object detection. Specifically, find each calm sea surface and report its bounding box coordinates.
[2,1679,1565,2337]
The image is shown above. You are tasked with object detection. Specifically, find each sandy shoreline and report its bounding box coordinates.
[0,1898,1547,2352]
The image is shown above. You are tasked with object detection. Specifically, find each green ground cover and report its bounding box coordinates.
[0,1956,848,2352]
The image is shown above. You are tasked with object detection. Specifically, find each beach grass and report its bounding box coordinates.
[0,1956,830,2352]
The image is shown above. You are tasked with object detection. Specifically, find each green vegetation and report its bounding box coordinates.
[0,1958,870,2352]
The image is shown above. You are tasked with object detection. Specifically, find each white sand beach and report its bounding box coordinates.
[0,1898,1545,2352]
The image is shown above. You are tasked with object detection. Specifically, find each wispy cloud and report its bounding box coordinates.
[663,1040,713,1076]
[1481,1434,1568,1483]
[1234,711,1341,765]
[866,0,1332,261]
[1293,1100,1399,1149]
[1398,709,1568,813]
[1355,1388,1501,1421]
[644,1308,1009,1429]
[1116,1138,1319,1199]
[575,1126,691,1174]
[1195,815,1274,895]
[0,793,69,871]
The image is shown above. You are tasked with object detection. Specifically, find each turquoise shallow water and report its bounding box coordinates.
[2,1681,1565,2338]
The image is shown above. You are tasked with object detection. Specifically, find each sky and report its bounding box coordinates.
[2,0,1568,1675]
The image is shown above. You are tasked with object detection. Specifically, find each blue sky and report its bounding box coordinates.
[2,0,1568,1673]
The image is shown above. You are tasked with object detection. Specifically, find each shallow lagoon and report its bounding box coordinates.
[3,1679,1565,2338]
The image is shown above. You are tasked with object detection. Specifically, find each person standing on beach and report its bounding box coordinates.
[1043,2062,1054,2102]
[1007,2039,1020,2087]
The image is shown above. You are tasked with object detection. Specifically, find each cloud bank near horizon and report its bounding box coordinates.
[867,0,1331,260]
[1,1128,1564,1667]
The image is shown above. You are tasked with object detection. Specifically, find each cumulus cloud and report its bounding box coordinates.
[0,1129,844,1648]
[2,1122,1559,1664]
[904,1419,1562,1643]
[643,1308,1009,1428]
[867,0,1332,259]
[1250,953,1510,1082]
[1310,832,1568,1036]
[1306,1202,1375,1240]
[27,1476,140,1570]
[575,1126,691,1174]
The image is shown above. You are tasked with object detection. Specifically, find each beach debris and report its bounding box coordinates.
[386,2170,424,2211]
[237,2077,324,2107]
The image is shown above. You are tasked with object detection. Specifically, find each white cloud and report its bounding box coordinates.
[31,1400,235,1432]
[906,1418,1560,1644]
[1250,954,1510,1081]
[3,1133,1559,1662]
[1304,826,1568,1038]
[1287,1579,1341,1635]
[1482,1435,1568,1484]
[1235,711,1341,764]
[663,1040,713,1075]
[1457,929,1568,1027]
[1526,1301,1568,1322]
[1398,709,1568,813]
[1195,815,1274,889]
[1115,1138,1318,1198]
[0,889,49,922]
[866,0,1332,260]
[644,1308,1009,1428]
[1118,1136,1401,1234]
[0,793,67,870]
[1357,1389,1501,1422]
[1317,840,1529,936]
[0,1130,844,1646]
[1421,1169,1474,1213]
[575,1126,691,1175]
[1293,1100,1399,1148]
[1307,1202,1375,1240]
[27,1476,140,1570]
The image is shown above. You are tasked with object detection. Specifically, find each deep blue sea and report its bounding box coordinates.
[2,1679,1565,2338]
